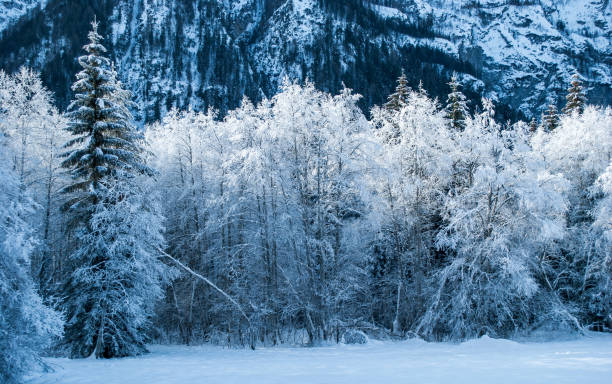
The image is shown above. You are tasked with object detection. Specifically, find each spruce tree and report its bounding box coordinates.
[446,75,469,131]
[543,104,560,132]
[563,73,586,115]
[60,20,168,359]
[384,69,410,112]
[529,118,538,133]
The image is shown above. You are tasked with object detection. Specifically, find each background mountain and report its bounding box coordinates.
[0,0,610,123]
[0,0,44,32]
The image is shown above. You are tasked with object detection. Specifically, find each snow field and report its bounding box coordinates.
[28,334,612,384]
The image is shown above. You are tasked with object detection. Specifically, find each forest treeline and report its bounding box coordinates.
[1,21,611,384]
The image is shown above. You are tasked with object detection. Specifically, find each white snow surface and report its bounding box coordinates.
[28,334,612,384]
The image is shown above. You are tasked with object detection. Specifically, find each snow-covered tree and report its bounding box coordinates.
[591,163,612,330]
[563,73,586,116]
[0,132,63,384]
[34,109,69,297]
[229,81,371,343]
[61,21,152,216]
[0,67,54,185]
[534,106,612,331]
[65,178,169,358]
[370,88,454,334]
[446,75,468,131]
[0,68,69,299]
[61,20,169,358]
[543,104,560,132]
[146,107,223,344]
[529,118,538,133]
[384,70,410,112]
[417,100,569,340]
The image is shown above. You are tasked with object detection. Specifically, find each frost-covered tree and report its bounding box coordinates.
[148,80,373,345]
[61,21,151,216]
[446,75,468,131]
[534,106,612,331]
[563,73,586,116]
[60,20,169,358]
[298,85,372,341]
[370,89,453,334]
[147,107,222,344]
[0,67,54,186]
[34,109,69,297]
[529,118,538,133]
[591,163,612,330]
[0,68,69,299]
[543,104,560,132]
[65,178,169,358]
[0,133,63,384]
[224,82,371,343]
[384,70,410,112]
[417,100,569,340]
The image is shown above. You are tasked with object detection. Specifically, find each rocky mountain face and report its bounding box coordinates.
[0,0,44,33]
[0,0,610,123]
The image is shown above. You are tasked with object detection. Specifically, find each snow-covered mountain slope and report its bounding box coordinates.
[0,0,44,34]
[0,0,610,122]
[380,0,612,117]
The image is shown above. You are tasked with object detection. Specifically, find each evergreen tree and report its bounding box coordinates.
[543,104,560,132]
[563,73,586,115]
[446,75,469,131]
[529,118,538,133]
[61,20,151,214]
[60,20,168,359]
[384,69,410,112]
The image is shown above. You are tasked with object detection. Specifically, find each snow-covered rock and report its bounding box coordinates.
[342,329,369,344]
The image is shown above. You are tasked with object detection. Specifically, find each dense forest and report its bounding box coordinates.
[1,21,611,384]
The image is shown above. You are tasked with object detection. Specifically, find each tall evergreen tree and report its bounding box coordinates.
[446,75,469,131]
[384,69,410,112]
[563,73,586,115]
[61,20,151,214]
[60,20,169,359]
[543,104,560,132]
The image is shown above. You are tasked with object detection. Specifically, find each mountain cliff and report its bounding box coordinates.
[0,0,610,123]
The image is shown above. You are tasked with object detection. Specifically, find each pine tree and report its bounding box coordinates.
[563,73,586,115]
[61,20,151,214]
[60,20,168,359]
[384,69,410,112]
[446,75,469,131]
[529,118,538,133]
[543,104,560,132]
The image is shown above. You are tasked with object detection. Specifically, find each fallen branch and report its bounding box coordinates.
[157,247,252,329]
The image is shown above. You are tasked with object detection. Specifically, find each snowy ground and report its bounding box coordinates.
[28,334,612,384]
